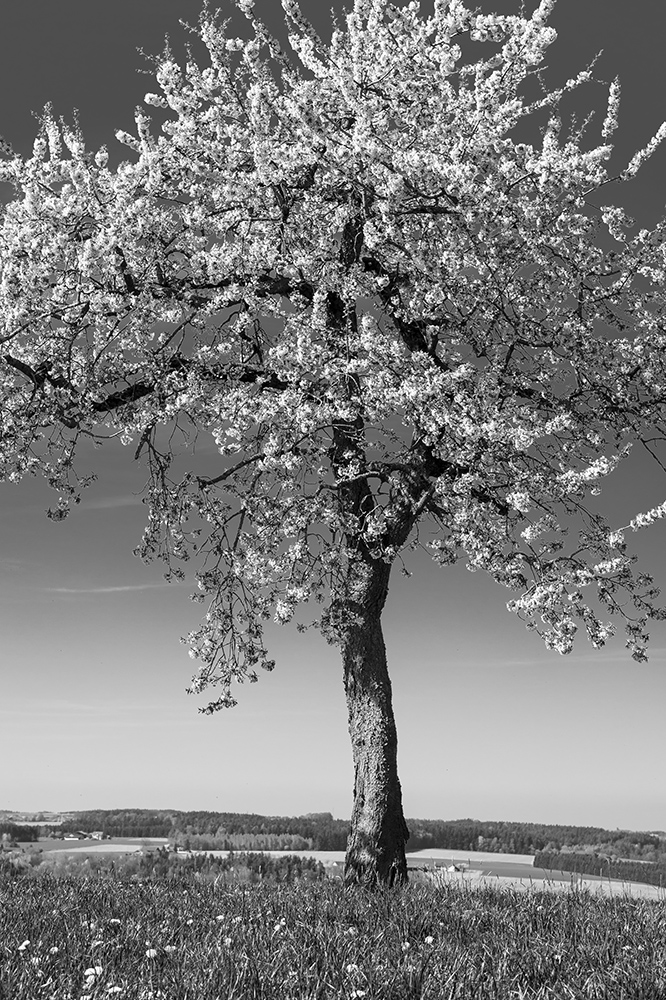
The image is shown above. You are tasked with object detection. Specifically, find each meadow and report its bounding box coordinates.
[2,865,666,999]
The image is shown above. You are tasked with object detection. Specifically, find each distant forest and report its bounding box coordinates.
[534,851,666,889]
[7,812,660,862]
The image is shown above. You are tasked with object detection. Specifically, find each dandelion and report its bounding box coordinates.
[107,988,123,995]
[164,945,176,954]
[424,935,434,945]
[85,966,103,978]
[49,946,59,955]
[401,941,411,952]
[18,940,30,952]
[223,937,233,947]
[215,915,225,922]
[145,948,158,959]
[346,963,360,975]
[108,919,121,926]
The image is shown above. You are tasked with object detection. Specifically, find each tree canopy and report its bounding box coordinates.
[2,0,666,883]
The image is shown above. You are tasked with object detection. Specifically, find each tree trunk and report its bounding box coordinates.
[340,557,410,887]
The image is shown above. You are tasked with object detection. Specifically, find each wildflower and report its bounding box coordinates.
[92,939,104,948]
[401,941,411,952]
[107,988,123,995]
[345,926,358,936]
[424,936,434,945]
[164,945,176,954]
[186,919,194,926]
[85,966,103,978]
[49,946,59,955]
[346,963,360,975]
[223,937,232,947]
[145,949,158,959]
[18,940,30,952]
[215,915,225,922]
[108,919,121,926]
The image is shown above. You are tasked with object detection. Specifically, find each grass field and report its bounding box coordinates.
[2,869,666,999]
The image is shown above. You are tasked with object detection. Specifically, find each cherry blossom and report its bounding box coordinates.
[2,0,666,884]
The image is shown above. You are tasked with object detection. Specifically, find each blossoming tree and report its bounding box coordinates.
[2,0,666,885]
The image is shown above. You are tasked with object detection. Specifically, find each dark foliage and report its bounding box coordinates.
[59,810,173,838]
[535,851,666,888]
[57,809,350,849]
[0,824,39,843]
[406,819,665,860]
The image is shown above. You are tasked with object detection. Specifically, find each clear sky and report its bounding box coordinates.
[1,0,665,833]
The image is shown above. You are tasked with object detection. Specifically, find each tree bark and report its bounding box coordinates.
[340,557,410,887]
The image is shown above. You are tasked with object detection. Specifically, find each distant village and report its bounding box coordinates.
[0,812,111,848]
[49,829,107,841]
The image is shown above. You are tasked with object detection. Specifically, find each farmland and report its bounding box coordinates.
[9,839,664,899]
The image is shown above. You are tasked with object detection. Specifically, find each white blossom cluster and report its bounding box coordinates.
[1,0,666,704]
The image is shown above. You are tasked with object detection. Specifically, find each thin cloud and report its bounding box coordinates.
[49,582,187,594]
[83,495,145,510]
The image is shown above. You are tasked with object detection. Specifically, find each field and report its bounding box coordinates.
[2,869,666,999]
[18,842,664,899]
[24,839,171,855]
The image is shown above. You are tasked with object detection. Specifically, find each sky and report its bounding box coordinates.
[1,0,666,833]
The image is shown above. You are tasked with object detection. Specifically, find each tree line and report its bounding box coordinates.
[55,810,349,848]
[534,851,666,889]
[0,824,40,843]
[58,811,173,838]
[406,820,665,861]
[46,812,666,863]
